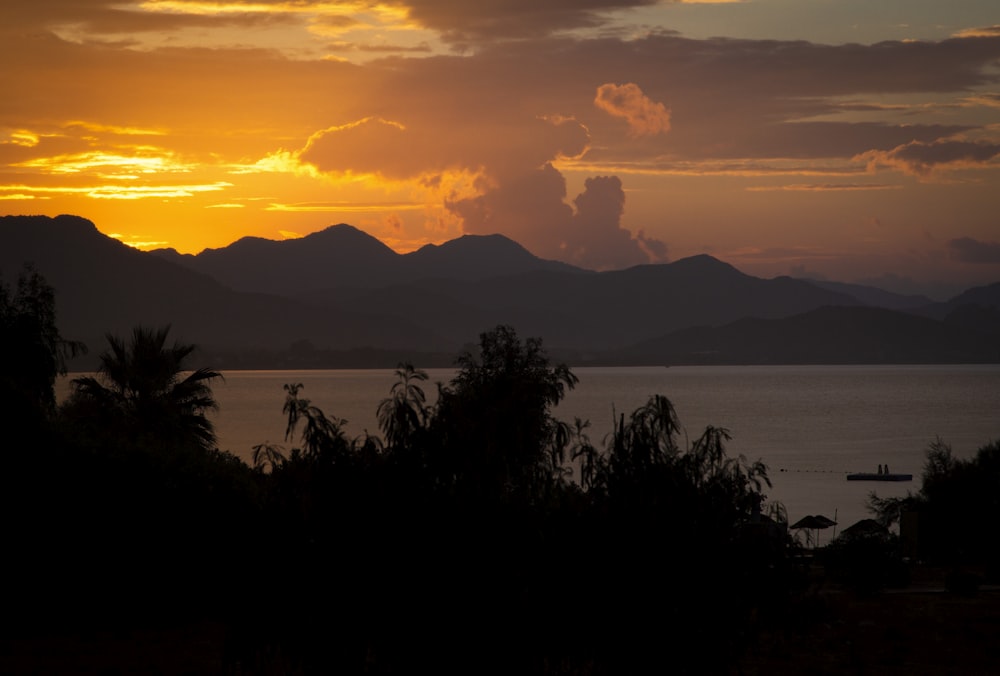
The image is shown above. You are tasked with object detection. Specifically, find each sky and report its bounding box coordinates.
[2,1,999,298]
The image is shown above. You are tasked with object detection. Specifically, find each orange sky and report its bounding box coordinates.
[2,1,1000,297]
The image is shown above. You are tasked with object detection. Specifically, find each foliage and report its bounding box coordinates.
[430,324,578,502]
[280,381,351,460]
[585,394,771,521]
[377,362,429,450]
[65,325,220,451]
[0,265,83,423]
[869,437,1000,570]
[14,319,794,674]
[824,528,909,595]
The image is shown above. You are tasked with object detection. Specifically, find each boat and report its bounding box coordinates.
[846,472,912,482]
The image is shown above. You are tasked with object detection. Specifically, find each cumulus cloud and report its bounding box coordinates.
[857,139,1000,177]
[299,117,417,178]
[296,115,589,181]
[949,237,1000,264]
[6,6,1000,278]
[447,167,667,270]
[594,83,671,137]
[571,175,666,268]
[284,111,664,269]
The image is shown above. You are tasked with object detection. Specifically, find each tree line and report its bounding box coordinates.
[3,265,998,674]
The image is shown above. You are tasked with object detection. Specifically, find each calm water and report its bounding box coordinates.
[61,365,1000,537]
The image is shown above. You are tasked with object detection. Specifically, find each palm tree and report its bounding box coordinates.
[70,325,221,451]
[281,382,349,460]
[377,362,429,450]
[251,442,287,473]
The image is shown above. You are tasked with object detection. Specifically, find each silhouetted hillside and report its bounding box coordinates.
[909,280,1000,324]
[948,281,1000,309]
[312,255,860,350]
[803,279,932,310]
[155,225,401,294]
[5,215,998,365]
[623,305,1000,364]
[0,215,449,362]
[152,224,583,295]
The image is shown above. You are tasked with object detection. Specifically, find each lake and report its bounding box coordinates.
[62,364,1000,538]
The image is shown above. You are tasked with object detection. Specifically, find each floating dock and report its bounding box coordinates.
[846,472,912,481]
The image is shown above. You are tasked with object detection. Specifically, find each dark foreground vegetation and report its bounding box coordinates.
[3,266,999,674]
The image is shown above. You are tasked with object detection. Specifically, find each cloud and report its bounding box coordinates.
[0,181,231,200]
[265,200,425,213]
[108,233,169,248]
[571,175,666,268]
[3,11,1000,280]
[948,237,1000,264]
[594,83,671,137]
[295,115,589,181]
[447,166,666,270]
[745,183,900,192]
[281,111,668,269]
[857,139,1000,176]
[299,117,417,178]
[953,25,1000,39]
[0,0,299,36]
[398,0,660,42]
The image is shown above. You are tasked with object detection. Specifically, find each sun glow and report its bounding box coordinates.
[15,151,195,176]
[135,0,424,43]
[2,130,41,147]
[265,201,425,213]
[0,182,232,200]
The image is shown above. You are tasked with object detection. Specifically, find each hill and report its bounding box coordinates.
[4,214,998,366]
[151,224,584,295]
[0,215,449,362]
[310,255,861,350]
[623,305,1000,365]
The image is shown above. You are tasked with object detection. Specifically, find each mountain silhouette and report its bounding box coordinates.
[947,281,1000,310]
[309,255,862,350]
[801,279,932,311]
[0,215,449,359]
[152,224,583,295]
[625,305,1000,364]
[4,214,998,366]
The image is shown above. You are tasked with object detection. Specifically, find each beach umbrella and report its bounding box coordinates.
[790,514,838,547]
[841,518,888,539]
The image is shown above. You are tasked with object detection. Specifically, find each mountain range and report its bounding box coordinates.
[2,214,998,368]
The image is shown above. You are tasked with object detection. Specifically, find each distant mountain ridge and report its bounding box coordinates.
[802,279,933,311]
[624,305,1000,365]
[308,255,863,350]
[3,214,998,367]
[152,224,585,295]
[0,215,451,359]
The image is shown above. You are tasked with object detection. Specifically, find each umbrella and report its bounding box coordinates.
[841,518,888,539]
[790,514,838,547]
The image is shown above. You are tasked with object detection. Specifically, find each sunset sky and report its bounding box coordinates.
[2,1,999,298]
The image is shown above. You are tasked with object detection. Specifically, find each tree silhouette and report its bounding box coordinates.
[68,325,220,451]
[377,362,429,450]
[431,324,578,501]
[281,382,350,461]
[870,437,1000,569]
[1,265,83,425]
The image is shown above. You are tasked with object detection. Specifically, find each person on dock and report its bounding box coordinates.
[878,464,883,475]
